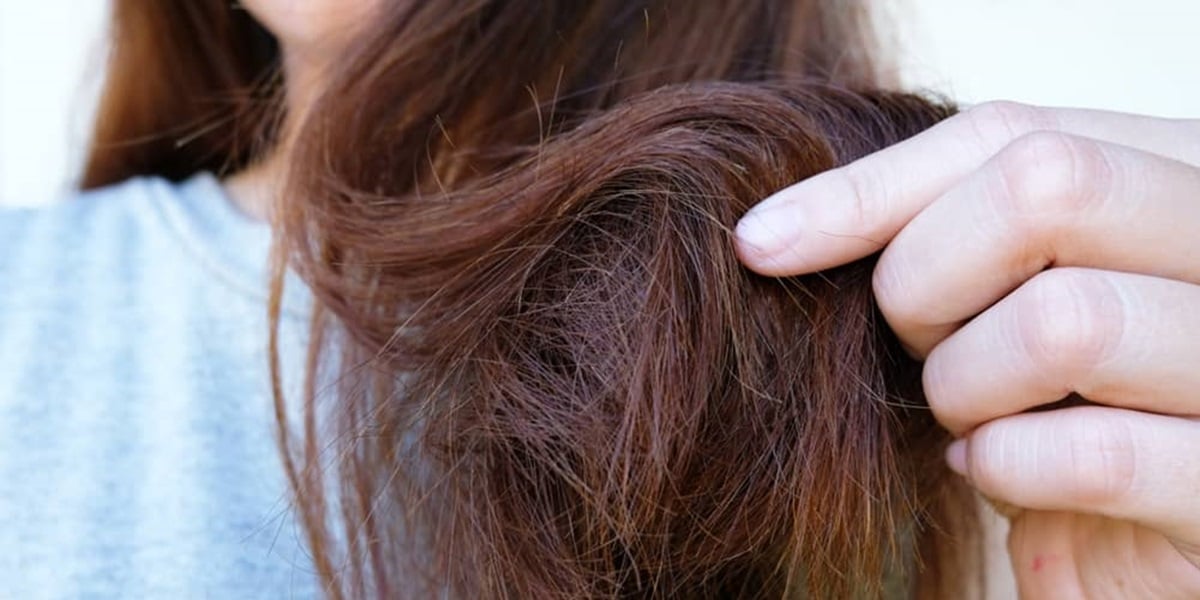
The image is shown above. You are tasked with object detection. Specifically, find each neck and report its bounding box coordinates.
[223,51,325,222]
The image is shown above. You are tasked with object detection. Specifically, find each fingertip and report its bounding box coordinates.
[736,177,821,260]
[734,207,782,253]
[734,209,796,275]
[736,188,829,276]
[735,175,888,275]
[945,438,969,476]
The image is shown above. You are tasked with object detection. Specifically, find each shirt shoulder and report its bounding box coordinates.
[0,175,317,597]
[0,175,274,308]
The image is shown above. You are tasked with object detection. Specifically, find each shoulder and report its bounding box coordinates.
[0,173,274,300]
[0,178,167,301]
[1,175,171,229]
[0,176,181,271]
[0,172,276,336]
[0,171,308,319]
[0,178,319,597]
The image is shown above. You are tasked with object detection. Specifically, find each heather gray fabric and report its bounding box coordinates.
[0,173,318,599]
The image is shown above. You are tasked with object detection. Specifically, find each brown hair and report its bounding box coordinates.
[83,1,980,598]
[281,82,977,598]
[82,1,278,189]
[81,0,880,189]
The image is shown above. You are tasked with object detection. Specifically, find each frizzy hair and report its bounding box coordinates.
[274,82,981,598]
[73,1,986,597]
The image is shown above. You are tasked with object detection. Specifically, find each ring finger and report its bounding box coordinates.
[923,268,1200,434]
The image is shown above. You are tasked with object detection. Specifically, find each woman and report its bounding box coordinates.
[1,0,1196,598]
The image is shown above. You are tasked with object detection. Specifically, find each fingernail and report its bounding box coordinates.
[736,182,810,256]
[945,439,968,476]
[734,206,790,259]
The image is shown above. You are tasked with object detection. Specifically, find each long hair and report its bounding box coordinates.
[282,81,979,598]
[82,1,979,598]
[81,0,879,188]
[82,1,279,188]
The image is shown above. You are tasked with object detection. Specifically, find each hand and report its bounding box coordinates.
[736,101,1200,599]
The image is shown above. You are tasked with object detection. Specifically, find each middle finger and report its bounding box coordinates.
[872,132,1200,356]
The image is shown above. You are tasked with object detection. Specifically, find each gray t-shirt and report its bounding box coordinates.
[0,173,319,598]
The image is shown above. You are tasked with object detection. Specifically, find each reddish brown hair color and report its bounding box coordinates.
[82,1,278,188]
[83,1,980,598]
[279,83,977,598]
[82,0,879,189]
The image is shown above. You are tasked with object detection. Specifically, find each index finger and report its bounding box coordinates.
[735,101,1200,276]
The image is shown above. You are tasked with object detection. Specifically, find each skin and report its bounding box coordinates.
[225,0,379,220]
[737,101,1200,598]
[238,0,378,63]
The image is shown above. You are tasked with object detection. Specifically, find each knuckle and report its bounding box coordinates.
[1014,270,1123,386]
[835,167,886,233]
[990,132,1113,225]
[968,411,1140,509]
[923,350,971,429]
[920,359,948,414]
[872,256,920,328]
[963,101,1049,149]
[1063,411,1138,506]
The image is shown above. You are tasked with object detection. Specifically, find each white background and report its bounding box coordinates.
[2,0,1198,206]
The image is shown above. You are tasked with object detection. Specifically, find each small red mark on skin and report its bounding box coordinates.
[1031,555,1048,572]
